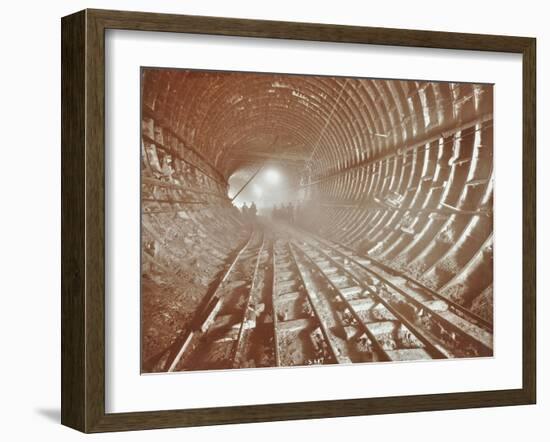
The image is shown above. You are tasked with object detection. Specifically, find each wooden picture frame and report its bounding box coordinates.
[61,8,536,433]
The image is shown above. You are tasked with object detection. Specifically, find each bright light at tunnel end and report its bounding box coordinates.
[263,168,281,185]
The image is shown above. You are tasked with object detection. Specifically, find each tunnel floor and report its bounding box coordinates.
[142,218,493,373]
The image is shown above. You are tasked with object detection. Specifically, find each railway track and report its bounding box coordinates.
[271,239,338,366]
[336,240,493,333]
[290,241,444,362]
[289,230,493,359]
[313,234,493,333]
[149,222,493,373]
[270,236,443,365]
[162,228,267,372]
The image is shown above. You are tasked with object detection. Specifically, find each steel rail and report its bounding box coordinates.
[291,242,393,362]
[286,242,342,364]
[299,227,493,333]
[270,241,282,366]
[332,240,492,333]
[292,240,446,360]
[163,228,257,372]
[302,236,492,356]
[231,233,267,368]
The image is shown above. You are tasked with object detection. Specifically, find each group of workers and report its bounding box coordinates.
[271,203,295,224]
[239,201,297,224]
[240,202,258,221]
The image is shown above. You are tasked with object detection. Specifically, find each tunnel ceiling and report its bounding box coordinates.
[141,68,492,183]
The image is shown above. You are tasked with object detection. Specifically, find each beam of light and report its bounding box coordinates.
[253,184,263,197]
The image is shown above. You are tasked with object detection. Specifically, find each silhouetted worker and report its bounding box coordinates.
[241,202,249,218]
[250,202,257,218]
[286,203,294,224]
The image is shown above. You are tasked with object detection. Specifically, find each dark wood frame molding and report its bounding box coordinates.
[61,8,536,433]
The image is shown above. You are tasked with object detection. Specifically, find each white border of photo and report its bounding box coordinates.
[105,29,523,413]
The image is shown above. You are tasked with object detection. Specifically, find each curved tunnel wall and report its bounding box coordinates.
[140,68,494,358]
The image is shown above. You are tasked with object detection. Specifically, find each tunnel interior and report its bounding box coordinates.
[140,68,494,372]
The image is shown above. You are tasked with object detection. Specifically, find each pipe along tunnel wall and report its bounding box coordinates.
[140,68,494,372]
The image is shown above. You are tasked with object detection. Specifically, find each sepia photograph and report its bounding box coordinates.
[140,68,494,373]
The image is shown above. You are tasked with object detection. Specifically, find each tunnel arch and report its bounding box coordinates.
[140,68,494,367]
